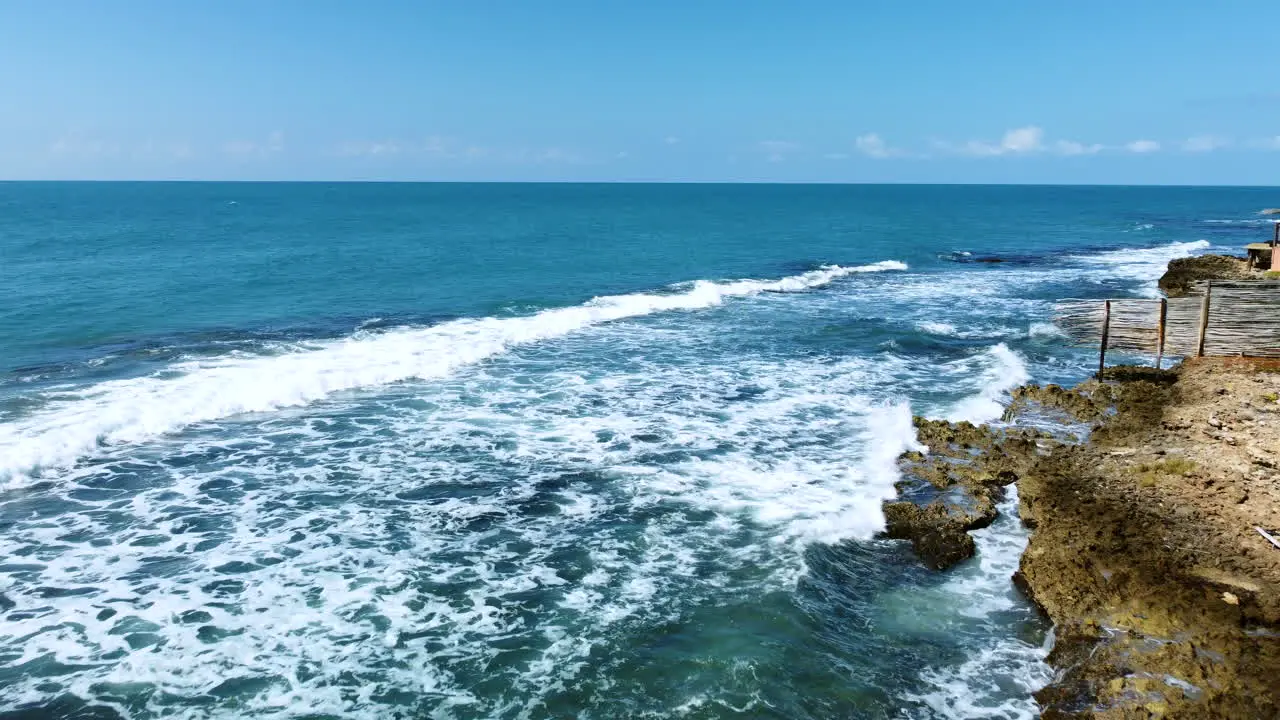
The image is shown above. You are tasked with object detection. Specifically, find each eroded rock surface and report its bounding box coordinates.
[1158,255,1251,297]
[882,359,1280,717]
[1017,360,1280,718]
[881,418,1042,570]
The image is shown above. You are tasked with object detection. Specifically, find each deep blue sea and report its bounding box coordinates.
[0,183,1274,719]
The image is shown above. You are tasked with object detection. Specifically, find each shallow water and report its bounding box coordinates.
[0,183,1269,718]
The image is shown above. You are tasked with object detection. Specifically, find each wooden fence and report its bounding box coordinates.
[1054,281,1280,373]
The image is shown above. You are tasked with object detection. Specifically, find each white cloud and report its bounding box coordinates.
[338,140,403,157]
[336,136,493,161]
[534,147,583,163]
[951,126,1045,156]
[46,134,195,163]
[1248,136,1280,150]
[222,140,256,155]
[757,140,799,162]
[422,135,454,156]
[1054,140,1103,156]
[663,136,680,145]
[1125,139,1161,153]
[141,139,193,158]
[50,133,122,157]
[1181,135,1230,152]
[136,140,195,161]
[1001,126,1044,153]
[508,146,586,164]
[854,133,901,159]
[223,131,285,158]
[946,126,1110,157]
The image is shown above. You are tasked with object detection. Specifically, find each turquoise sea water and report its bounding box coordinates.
[0,183,1273,719]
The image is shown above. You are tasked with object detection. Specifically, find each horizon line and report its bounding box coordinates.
[2,179,1280,189]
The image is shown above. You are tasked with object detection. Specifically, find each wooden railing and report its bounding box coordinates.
[1054,281,1280,373]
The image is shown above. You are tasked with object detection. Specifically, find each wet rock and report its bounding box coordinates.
[881,502,980,570]
[1158,255,1252,297]
[883,416,1043,571]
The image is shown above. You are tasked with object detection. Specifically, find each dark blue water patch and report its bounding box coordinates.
[538,538,956,719]
[801,539,937,607]
[0,693,127,720]
[32,585,98,599]
[395,477,509,503]
[800,536,1033,707]
[0,494,95,527]
[886,330,1010,356]
[0,311,474,385]
[939,251,1050,266]
[122,554,197,581]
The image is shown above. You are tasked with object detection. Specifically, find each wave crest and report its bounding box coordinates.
[944,344,1030,425]
[0,261,907,487]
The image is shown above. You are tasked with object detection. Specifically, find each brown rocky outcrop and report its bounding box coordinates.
[883,360,1280,717]
[880,418,1042,570]
[1158,255,1251,297]
[879,252,1280,714]
[1017,361,1280,717]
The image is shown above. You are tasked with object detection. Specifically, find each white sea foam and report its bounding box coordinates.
[0,345,929,717]
[0,261,906,487]
[916,321,1046,341]
[1070,239,1210,297]
[902,487,1053,719]
[1206,217,1279,224]
[1028,321,1066,339]
[916,321,960,336]
[0,239,1200,716]
[843,241,1212,341]
[633,399,926,544]
[943,344,1030,424]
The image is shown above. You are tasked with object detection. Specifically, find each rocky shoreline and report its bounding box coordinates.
[1016,360,1280,718]
[883,256,1280,717]
[887,362,1280,718]
[1157,254,1254,297]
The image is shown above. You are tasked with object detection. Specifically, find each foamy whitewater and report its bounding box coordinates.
[0,182,1259,719]
[0,261,906,488]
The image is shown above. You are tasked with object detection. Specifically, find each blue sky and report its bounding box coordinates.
[2,0,1279,183]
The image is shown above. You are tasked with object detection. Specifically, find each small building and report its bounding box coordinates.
[1246,222,1279,271]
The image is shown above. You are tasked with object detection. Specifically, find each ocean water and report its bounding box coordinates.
[0,183,1272,719]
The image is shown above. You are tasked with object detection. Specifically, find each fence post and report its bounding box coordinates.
[1273,224,1280,271]
[1196,282,1212,358]
[1098,299,1111,378]
[1155,297,1167,369]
